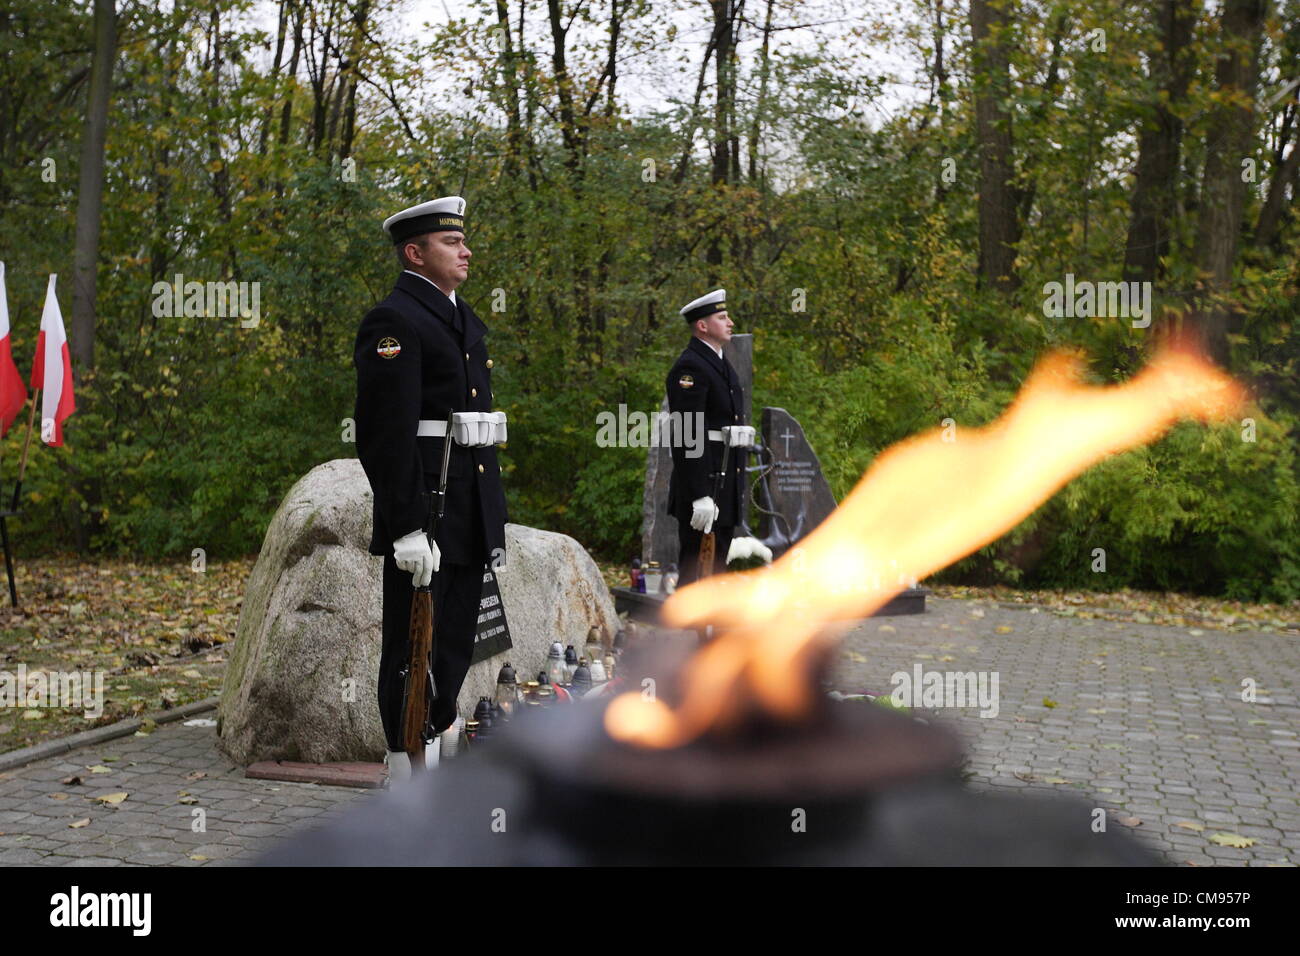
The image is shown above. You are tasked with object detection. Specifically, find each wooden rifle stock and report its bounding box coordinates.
[697,438,731,579]
[398,411,455,770]
[402,591,435,769]
[698,532,716,577]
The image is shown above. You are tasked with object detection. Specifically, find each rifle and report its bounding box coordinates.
[399,410,455,770]
[697,437,732,578]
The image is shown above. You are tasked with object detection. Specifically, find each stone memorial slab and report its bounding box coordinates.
[755,407,838,559]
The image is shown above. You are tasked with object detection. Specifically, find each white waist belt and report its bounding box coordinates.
[710,425,757,448]
[418,412,508,446]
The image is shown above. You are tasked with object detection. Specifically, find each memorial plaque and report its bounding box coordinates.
[470,566,512,664]
[755,407,838,559]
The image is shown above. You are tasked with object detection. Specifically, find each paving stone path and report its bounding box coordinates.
[0,716,373,866]
[830,597,1299,867]
[1,597,1295,866]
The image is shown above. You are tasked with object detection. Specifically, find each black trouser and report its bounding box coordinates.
[676,523,735,587]
[378,548,485,749]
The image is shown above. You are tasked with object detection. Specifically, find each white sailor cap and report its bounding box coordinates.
[680,288,727,323]
[383,196,467,244]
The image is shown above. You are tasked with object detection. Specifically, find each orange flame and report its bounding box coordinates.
[606,347,1246,748]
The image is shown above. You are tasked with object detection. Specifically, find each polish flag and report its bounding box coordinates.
[0,263,29,435]
[30,274,75,446]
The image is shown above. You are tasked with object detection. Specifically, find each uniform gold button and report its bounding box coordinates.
[464,353,469,361]
[486,359,494,368]
[478,464,484,474]
[471,387,478,397]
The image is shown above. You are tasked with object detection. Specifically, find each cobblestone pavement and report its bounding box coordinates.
[0,596,1295,866]
[830,597,1300,867]
[0,717,373,866]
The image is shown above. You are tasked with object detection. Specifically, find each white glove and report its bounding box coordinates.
[393,529,439,587]
[690,496,719,534]
[727,536,773,565]
[723,425,756,448]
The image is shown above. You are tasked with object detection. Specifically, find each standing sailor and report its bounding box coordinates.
[353,196,508,784]
[665,289,768,586]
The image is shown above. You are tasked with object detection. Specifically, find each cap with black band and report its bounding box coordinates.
[383,196,467,244]
[680,288,727,323]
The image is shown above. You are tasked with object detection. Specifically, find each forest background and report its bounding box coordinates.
[0,0,1296,602]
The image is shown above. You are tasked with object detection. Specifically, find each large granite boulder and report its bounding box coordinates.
[217,458,618,765]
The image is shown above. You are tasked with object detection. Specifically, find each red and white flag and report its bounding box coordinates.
[0,262,29,435]
[30,273,75,446]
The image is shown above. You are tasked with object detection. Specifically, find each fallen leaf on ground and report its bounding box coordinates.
[1042,697,1058,708]
[95,792,128,805]
[68,819,90,829]
[1209,832,1256,848]
[1174,821,1206,832]
[60,775,82,786]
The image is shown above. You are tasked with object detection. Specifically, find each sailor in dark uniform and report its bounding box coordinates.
[353,196,509,784]
[665,289,769,585]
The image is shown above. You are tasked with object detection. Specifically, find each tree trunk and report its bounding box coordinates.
[747,0,774,183]
[708,0,736,269]
[496,0,524,179]
[204,6,237,275]
[546,0,581,172]
[278,1,304,148]
[70,0,116,376]
[1123,0,1197,284]
[1193,0,1268,362]
[968,0,1020,292]
[258,0,290,156]
[604,0,621,116]
[1255,90,1299,246]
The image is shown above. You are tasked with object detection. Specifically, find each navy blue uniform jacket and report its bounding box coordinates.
[353,271,508,564]
[665,337,745,527]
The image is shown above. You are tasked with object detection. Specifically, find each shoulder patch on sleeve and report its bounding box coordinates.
[678,373,694,389]
[376,336,401,359]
